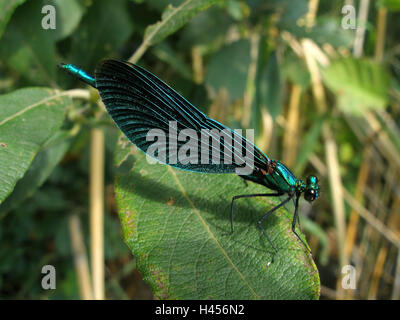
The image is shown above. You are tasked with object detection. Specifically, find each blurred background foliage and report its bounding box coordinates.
[0,0,399,299]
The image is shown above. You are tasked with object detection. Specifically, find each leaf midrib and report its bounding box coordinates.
[144,0,217,46]
[144,0,189,45]
[0,90,65,127]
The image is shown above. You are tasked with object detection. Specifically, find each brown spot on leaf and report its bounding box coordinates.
[117,135,131,149]
[149,266,169,299]
[123,209,137,239]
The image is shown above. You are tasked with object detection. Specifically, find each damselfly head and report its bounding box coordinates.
[304,175,320,202]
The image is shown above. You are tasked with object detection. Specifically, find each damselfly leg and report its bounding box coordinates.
[228,192,284,235]
[257,195,293,256]
[228,192,287,259]
[229,192,311,261]
[291,195,312,253]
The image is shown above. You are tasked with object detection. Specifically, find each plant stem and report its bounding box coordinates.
[69,214,93,300]
[353,0,370,58]
[375,6,387,62]
[90,128,105,299]
[65,89,91,100]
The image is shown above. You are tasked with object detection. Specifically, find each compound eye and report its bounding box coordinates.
[304,189,316,202]
[307,175,318,185]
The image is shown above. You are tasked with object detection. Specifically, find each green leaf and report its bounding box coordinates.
[249,35,267,133]
[0,88,70,204]
[69,0,133,71]
[377,0,400,11]
[226,0,248,21]
[143,0,221,47]
[152,43,192,80]
[179,6,232,48]
[0,130,71,216]
[294,115,326,175]
[282,54,310,90]
[303,217,329,266]
[115,141,320,299]
[272,0,308,26]
[0,0,26,40]
[321,58,389,115]
[205,39,251,101]
[51,0,84,41]
[283,16,353,49]
[0,1,57,86]
[260,51,282,118]
[303,18,353,49]
[146,0,185,12]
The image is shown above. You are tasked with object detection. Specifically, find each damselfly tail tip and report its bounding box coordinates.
[57,62,96,88]
[57,62,74,75]
[57,62,67,69]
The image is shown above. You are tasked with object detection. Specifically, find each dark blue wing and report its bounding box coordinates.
[95,59,270,174]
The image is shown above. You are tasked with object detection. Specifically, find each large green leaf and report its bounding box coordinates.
[321,58,389,115]
[115,137,320,299]
[0,130,71,216]
[0,88,70,204]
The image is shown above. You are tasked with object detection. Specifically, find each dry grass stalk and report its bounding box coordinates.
[69,214,93,300]
[90,127,105,300]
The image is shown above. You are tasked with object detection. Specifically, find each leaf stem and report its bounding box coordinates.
[65,89,91,100]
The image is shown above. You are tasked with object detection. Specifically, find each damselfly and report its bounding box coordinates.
[59,59,320,260]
